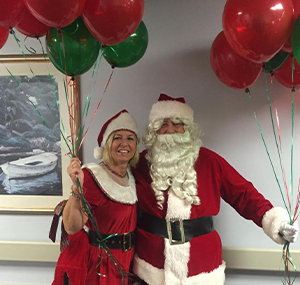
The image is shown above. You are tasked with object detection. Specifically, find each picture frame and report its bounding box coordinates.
[0,54,80,214]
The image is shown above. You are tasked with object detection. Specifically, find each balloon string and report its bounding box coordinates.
[55,28,77,156]
[37,37,47,57]
[270,72,274,85]
[294,187,300,224]
[264,74,291,212]
[261,65,299,284]
[282,242,297,285]
[78,68,115,151]
[245,88,251,100]
[9,28,34,75]
[104,68,115,93]
[290,57,295,214]
[37,36,74,157]
[262,74,291,214]
[273,102,290,210]
[2,60,74,157]
[2,63,50,128]
[78,53,104,149]
[254,112,289,213]
[46,31,59,59]
[77,51,105,152]
[17,31,74,157]
[45,35,72,156]
[75,177,126,283]
[23,35,40,54]
[59,29,74,154]
[45,68,72,157]
[81,50,103,124]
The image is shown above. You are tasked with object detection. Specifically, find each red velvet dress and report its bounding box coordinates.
[51,163,137,285]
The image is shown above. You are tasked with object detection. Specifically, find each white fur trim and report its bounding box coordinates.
[133,255,164,285]
[164,240,190,283]
[83,163,137,204]
[166,188,192,220]
[163,189,192,282]
[149,100,194,123]
[133,255,226,285]
[262,207,290,245]
[182,262,226,285]
[101,112,138,147]
[93,146,104,159]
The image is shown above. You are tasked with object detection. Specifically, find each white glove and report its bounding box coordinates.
[279,221,299,243]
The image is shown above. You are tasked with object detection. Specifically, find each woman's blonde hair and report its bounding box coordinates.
[102,131,139,167]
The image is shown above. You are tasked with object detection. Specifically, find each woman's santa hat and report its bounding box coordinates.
[94,109,138,159]
[149,93,194,123]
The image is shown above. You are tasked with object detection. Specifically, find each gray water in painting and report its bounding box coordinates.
[0,155,62,196]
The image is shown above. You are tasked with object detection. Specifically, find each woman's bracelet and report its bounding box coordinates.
[70,186,81,200]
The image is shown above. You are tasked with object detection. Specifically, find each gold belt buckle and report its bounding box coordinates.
[166,218,185,245]
[122,232,131,252]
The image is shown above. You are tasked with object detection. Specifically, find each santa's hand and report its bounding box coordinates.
[279,221,299,243]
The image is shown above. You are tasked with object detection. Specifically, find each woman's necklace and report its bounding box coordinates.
[102,162,127,178]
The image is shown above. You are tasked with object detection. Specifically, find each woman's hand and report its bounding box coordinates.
[67,157,84,191]
[63,157,88,235]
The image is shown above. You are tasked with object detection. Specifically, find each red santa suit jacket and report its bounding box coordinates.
[132,147,273,285]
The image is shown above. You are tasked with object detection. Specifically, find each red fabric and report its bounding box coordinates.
[97,109,128,147]
[133,147,273,278]
[52,168,137,285]
[52,230,89,285]
[158,93,185,104]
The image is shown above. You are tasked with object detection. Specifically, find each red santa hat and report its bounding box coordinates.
[94,109,138,159]
[149,93,194,123]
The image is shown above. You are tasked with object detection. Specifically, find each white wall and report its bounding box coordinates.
[1,0,300,284]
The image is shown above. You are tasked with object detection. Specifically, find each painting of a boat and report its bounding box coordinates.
[0,62,66,200]
[0,152,58,180]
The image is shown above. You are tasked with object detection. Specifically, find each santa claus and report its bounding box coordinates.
[132,93,298,285]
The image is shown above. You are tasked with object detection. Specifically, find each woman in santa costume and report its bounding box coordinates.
[132,94,298,285]
[50,110,139,285]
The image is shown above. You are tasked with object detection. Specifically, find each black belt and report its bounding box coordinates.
[88,230,136,252]
[138,212,214,245]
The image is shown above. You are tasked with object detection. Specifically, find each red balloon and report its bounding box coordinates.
[210,31,263,89]
[274,55,300,88]
[223,0,294,63]
[15,7,49,38]
[0,0,24,28]
[294,0,300,20]
[0,27,9,49]
[83,0,144,45]
[23,0,87,28]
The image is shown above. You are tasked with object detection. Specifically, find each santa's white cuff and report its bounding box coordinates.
[262,207,290,245]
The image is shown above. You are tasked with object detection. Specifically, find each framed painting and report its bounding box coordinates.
[0,54,80,214]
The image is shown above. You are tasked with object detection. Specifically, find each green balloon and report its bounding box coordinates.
[292,16,300,66]
[102,21,148,68]
[46,17,100,76]
[263,50,290,73]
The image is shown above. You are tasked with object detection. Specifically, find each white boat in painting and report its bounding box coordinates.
[0,152,58,180]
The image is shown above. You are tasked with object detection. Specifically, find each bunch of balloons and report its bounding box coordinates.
[210,0,300,89]
[0,0,148,76]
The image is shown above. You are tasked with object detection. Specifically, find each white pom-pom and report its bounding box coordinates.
[94,146,104,159]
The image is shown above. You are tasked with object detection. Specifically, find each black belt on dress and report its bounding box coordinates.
[88,230,136,252]
[138,211,214,245]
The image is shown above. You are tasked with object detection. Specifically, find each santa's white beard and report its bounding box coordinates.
[146,132,201,209]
